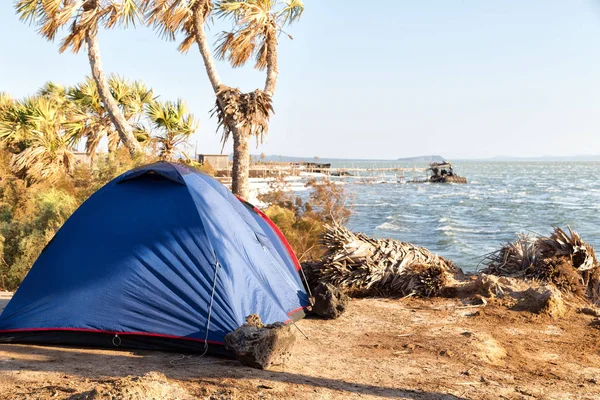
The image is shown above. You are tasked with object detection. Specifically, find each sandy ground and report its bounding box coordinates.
[1,292,600,400]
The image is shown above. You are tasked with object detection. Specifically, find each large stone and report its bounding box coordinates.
[311,282,349,319]
[224,314,296,369]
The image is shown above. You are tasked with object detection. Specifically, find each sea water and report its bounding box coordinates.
[331,161,600,272]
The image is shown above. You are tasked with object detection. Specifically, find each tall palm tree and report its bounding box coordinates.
[146,99,198,160]
[144,0,303,198]
[15,0,143,155]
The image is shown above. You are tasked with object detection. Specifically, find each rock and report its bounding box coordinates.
[511,286,566,318]
[311,282,349,319]
[224,314,296,369]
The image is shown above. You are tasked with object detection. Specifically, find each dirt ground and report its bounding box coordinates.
[1,292,600,400]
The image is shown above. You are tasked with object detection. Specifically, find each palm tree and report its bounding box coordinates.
[67,76,154,159]
[144,0,303,198]
[0,96,37,154]
[15,0,143,155]
[146,99,199,160]
[0,95,75,183]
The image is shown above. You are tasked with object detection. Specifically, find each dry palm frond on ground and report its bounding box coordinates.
[483,227,600,304]
[304,222,461,298]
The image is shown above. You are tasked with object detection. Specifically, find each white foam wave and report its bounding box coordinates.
[376,222,405,232]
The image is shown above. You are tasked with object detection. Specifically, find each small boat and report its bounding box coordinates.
[428,162,467,183]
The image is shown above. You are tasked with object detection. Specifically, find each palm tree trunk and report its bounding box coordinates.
[192,3,251,198]
[85,27,141,156]
[192,4,222,92]
[231,130,250,199]
[264,32,279,96]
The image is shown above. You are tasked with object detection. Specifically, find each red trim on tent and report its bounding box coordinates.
[235,196,302,272]
[0,307,307,339]
[254,207,303,272]
[287,306,306,316]
[0,328,224,345]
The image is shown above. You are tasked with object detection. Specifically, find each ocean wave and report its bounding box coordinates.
[437,225,477,233]
[353,202,394,207]
[437,225,502,234]
[376,222,406,232]
[429,193,467,199]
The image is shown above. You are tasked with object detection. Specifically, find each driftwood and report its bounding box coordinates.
[304,222,461,297]
[483,227,600,304]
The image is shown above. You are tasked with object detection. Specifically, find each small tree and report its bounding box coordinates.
[145,99,199,160]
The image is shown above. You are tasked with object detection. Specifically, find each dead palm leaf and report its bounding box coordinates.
[304,221,460,298]
[484,227,600,304]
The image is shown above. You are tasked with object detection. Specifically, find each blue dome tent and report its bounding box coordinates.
[0,162,310,354]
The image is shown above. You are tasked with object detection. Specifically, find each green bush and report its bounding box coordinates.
[0,186,77,290]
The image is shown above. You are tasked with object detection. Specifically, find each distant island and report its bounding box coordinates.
[244,154,447,163]
[396,155,445,163]
[240,154,600,163]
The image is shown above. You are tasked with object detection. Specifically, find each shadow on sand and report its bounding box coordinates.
[0,344,467,399]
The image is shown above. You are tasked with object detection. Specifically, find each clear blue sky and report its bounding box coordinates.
[1,1,600,160]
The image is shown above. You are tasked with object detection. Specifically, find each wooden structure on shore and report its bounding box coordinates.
[197,154,229,170]
[211,159,467,185]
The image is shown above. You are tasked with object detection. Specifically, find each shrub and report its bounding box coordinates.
[259,177,351,262]
[0,187,77,290]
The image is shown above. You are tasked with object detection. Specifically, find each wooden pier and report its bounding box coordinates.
[215,163,431,184]
[211,160,467,186]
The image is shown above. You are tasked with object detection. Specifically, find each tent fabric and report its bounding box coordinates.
[0,162,309,353]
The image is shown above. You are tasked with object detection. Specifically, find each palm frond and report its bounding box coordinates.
[103,0,142,28]
[277,0,303,26]
[144,0,214,50]
[211,85,273,146]
[146,99,198,160]
[303,221,460,298]
[484,227,600,304]
[15,0,145,53]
